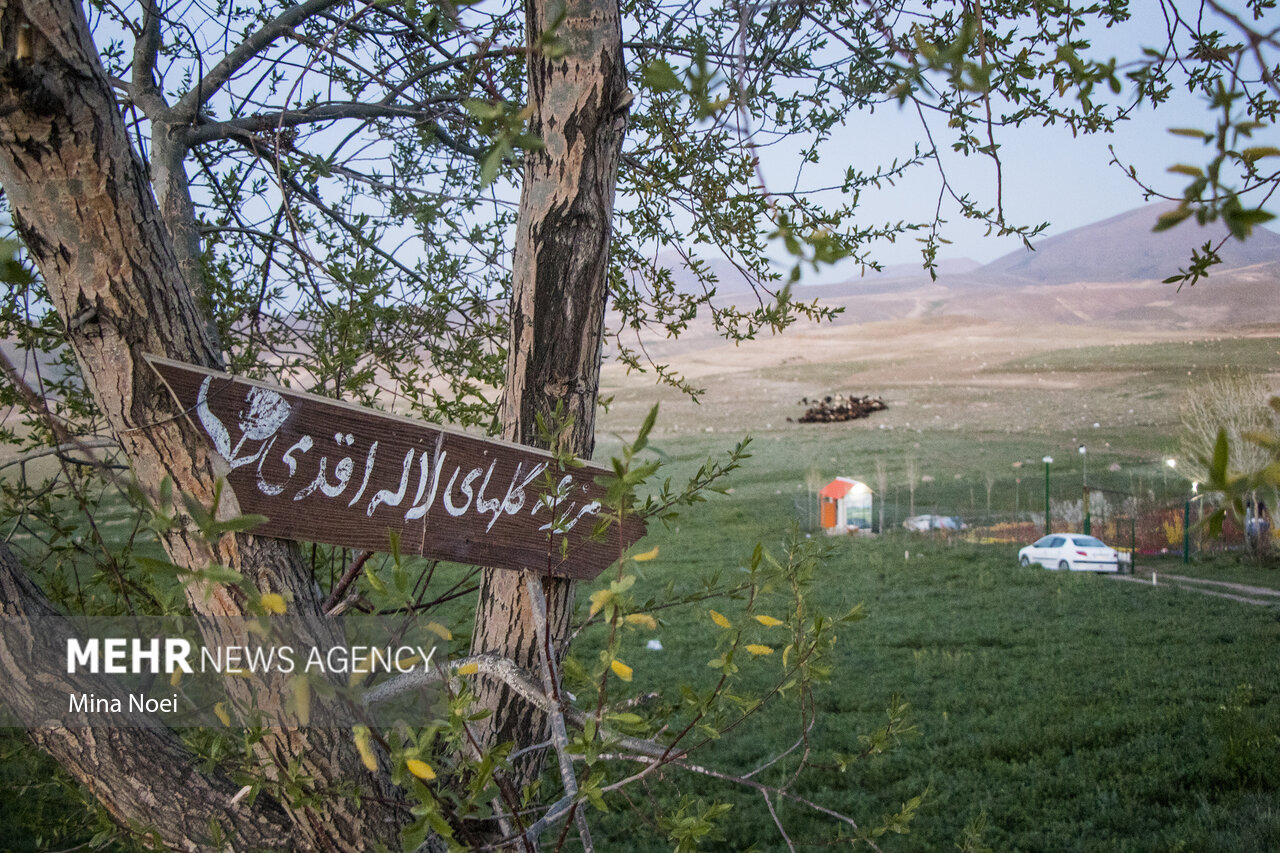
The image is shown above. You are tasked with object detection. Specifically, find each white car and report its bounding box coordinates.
[1018,534,1120,572]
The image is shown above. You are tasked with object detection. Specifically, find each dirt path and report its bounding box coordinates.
[1109,572,1280,606]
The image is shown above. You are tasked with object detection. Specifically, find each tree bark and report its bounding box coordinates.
[0,542,295,852]
[0,2,400,848]
[468,0,629,788]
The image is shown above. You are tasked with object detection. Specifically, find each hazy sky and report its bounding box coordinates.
[771,4,1279,281]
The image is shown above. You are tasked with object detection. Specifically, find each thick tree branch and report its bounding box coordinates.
[130,0,164,112]
[186,101,483,158]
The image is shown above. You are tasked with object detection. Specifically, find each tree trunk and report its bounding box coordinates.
[469,0,629,788]
[0,2,399,848]
[0,543,295,852]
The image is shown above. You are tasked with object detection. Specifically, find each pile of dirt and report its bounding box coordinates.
[792,394,888,423]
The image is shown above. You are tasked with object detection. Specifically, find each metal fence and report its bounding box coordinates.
[795,491,1257,562]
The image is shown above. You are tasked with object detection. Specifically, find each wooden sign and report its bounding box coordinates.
[148,356,644,580]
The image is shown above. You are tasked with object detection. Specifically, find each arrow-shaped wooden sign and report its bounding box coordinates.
[148,356,644,580]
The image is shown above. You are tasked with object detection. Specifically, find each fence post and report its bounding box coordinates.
[1043,456,1053,535]
[1183,498,1191,564]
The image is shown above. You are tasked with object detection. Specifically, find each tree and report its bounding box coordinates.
[1178,370,1279,549]
[1,0,1278,849]
[1180,371,1277,487]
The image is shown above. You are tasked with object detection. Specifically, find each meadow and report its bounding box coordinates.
[2,330,1279,851]
[577,529,1280,851]
[580,330,1280,850]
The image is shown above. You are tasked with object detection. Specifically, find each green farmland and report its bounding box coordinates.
[3,332,1280,851]
[580,531,1280,851]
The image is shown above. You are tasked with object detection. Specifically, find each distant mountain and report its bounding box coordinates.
[756,202,1280,330]
[611,202,1280,336]
[975,203,1280,285]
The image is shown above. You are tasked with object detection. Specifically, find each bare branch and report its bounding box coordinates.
[523,575,594,850]
[0,437,119,473]
[172,0,352,123]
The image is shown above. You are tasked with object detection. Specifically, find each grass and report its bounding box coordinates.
[578,533,1280,852]
[991,337,1280,376]
[4,330,1280,850]
[1139,552,1280,589]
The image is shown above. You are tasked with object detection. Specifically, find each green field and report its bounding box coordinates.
[581,333,1280,850]
[577,532,1280,851]
[3,334,1279,851]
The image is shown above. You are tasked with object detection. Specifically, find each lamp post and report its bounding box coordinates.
[1043,455,1053,536]
[1079,444,1089,535]
[1184,481,1198,564]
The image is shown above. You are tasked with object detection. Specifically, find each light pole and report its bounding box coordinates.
[1184,481,1198,564]
[1043,455,1053,536]
[1079,444,1089,534]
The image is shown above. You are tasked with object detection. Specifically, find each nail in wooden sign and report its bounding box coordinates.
[148,356,644,580]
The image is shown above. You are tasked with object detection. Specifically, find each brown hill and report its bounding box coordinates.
[974,203,1280,286]
[782,203,1280,329]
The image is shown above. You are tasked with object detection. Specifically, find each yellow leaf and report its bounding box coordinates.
[406,758,437,781]
[625,613,657,630]
[746,644,774,656]
[347,656,377,687]
[610,659,633,682]
[783,644,793,669]
[456,661,479,676]
[213,701,231,727]
[709,609,731,629]
[260,593,286,614]
[754,614,784,628]
[294,677,311,726]
[169,668,182,687]
[588,588,615,619]
[425,621,452,641]
[633,545,659,562]
[354,725,378,772]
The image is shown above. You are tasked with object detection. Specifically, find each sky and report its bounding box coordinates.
[767,3,1279,283]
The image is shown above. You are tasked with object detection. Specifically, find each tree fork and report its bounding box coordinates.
[469,0,630,787]
[0,1,400,847]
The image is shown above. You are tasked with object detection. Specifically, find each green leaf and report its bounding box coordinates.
[1225,207,1275,237]
[180,490,214,530]
[1242,146,1280,163]
[641,58,682,93]
[1168,127,1213,140]
[1209,428,1230,486]
[462,99,505,120]
[200,565,244,586]
[364,563,388,595]
[211,513,268,535]
[1153,207,1193,233]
